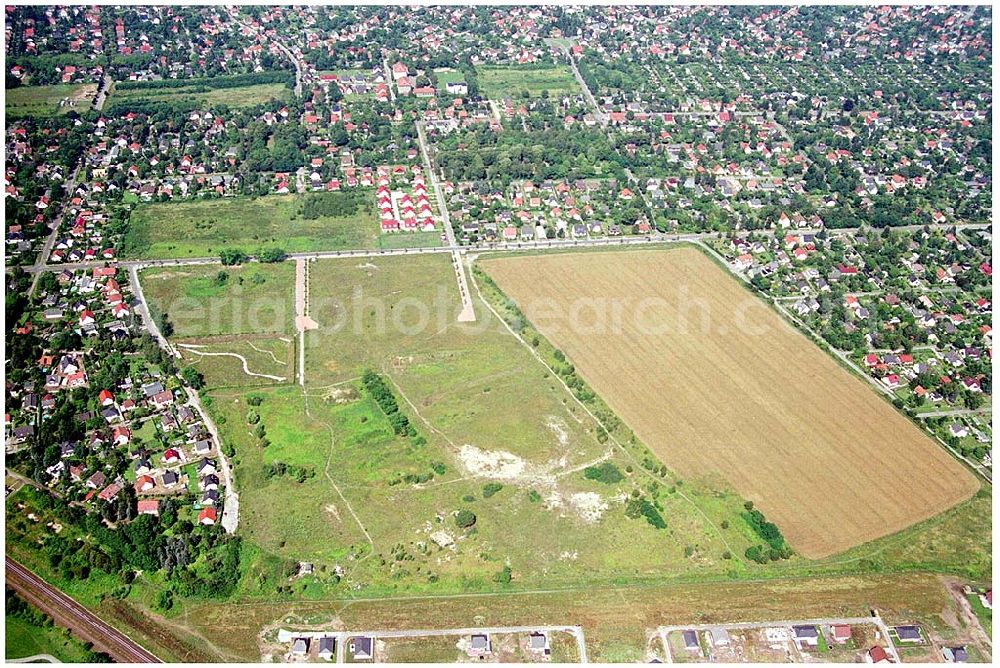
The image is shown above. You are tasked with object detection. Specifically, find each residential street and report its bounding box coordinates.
[415,120,476,321]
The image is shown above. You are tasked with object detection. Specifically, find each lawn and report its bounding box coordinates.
[5,609,97,662]
[476,64,580,99]
[5,83,96,118]
[433,67,467,93]
[110,81,288,108]
[123,194,378,259]
[376,230,443,250]
[140,263,295,337]
[480,247,980,559]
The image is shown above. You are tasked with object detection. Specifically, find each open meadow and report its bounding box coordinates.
[480,247,981,559]
[476,65,580,99]
[5,83,95,118]
[140,262,295,337]
[195,254,762,598]
[177,335,294,388]
[108,80,289,108]
[123,194,378,259]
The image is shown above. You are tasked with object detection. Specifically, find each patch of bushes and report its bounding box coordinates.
[743,504,793,562]
[625,496,667,530]
[219,248,248,265]
[482,482,503,498]
[583,461,624,484]
[454,509,477,528]
[301,191,364,219]
[256,247,286,263]
[743,508,788,552]
[263,461,316,483]
[361,370,415,437]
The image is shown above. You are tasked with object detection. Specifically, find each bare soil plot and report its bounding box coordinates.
[481,247,980,558]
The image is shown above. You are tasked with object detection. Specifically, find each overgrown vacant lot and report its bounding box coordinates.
[235,253,753,590]
[109,80,289,108]
[5,82,95,118]
[140,263,295,337]
[476,64,580,99]
[481,247,980,559]
[123,194,378,259]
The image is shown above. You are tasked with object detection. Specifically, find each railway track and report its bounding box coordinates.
[5,558,162,663]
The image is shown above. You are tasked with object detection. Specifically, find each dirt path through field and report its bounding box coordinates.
[177,344,287,382]
[941,577,992,657]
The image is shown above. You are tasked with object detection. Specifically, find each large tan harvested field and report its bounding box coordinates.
[481,247,980,559]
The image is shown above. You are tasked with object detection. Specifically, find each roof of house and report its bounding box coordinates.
[793,625,819,638]
[869,646,889,663]
[137,499,159,514]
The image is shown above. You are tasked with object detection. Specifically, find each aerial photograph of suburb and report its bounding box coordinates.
[3,3,993,665]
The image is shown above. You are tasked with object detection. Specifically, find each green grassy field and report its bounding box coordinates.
[110,81,288,108]
[476,65,580,99]
[123,195,378,259]
[5,83,96,118]
[433,67,467,93]
[140,263,295,337]
[177,335,294,388]
[377,230,443,250]
[5,611,97,662]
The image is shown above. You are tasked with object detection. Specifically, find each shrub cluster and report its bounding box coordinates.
[362,370,414,436]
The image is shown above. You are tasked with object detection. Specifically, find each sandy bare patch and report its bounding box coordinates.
[569,492,609,523]
[543,490,564,510]
[323,386,358,404]
[324,503,341,521]
[459,445,527,480]
[356,262,379,271]
[545,416,570,447]
[429,530,455,548]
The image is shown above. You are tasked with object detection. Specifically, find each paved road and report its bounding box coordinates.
[23,222,989,276]
[561,44,605,128]
[29,163,83,295]
[127,265,176,356]
[9,654,60,663]
[5,559,162,663]
[416,121,476,321]
[913,407,992,419]
[93,72,112,111]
